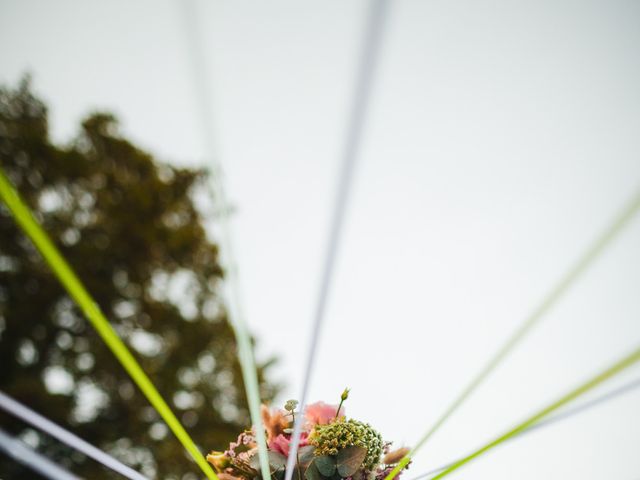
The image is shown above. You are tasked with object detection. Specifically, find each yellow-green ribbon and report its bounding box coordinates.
[0,167,218,480]
[385,187,640,480]
[431,344,640,479]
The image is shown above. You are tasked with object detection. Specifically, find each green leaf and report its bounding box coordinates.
[298,445,316,467]
[248,451,287,475]
[291,467,303,480]
[248,454,261,472]
[305,461,322,480]
[315,455,336,477]
[337,446,367,477]
[351,471,364,480]
[268,451,288,472]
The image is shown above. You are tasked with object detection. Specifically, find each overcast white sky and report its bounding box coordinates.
[2,1,640,479]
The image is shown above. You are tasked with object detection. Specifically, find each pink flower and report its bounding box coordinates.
[304,401,345,427]
[268,433,309,456]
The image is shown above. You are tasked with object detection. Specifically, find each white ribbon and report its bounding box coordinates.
[0,427,81,480]
[0,391,149,480]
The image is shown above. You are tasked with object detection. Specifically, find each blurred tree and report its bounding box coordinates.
[0,78,279,479]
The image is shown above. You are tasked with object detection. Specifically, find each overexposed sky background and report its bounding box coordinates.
[2,0,640,479]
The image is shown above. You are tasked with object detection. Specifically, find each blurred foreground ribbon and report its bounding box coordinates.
[0,427,81,480]
[0,391,149,480]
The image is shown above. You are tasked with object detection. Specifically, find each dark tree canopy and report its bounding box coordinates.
[0,78,279,479]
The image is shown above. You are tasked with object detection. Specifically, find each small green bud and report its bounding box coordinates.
[206,451,230,472]
[284,399,298,412]
[341,388,350,402]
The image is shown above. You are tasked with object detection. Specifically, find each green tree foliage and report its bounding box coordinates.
[0,78,279,479]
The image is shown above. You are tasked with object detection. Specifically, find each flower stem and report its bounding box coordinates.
[290,411,302,480]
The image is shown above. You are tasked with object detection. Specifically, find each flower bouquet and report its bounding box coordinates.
[207,390,410,480]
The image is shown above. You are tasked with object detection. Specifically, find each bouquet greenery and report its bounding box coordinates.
[207,390,410,480]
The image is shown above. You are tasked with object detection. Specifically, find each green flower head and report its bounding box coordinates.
[310,419,384,472]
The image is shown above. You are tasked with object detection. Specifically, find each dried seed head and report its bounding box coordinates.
[383,447,410,465]
[284,399,298,412]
